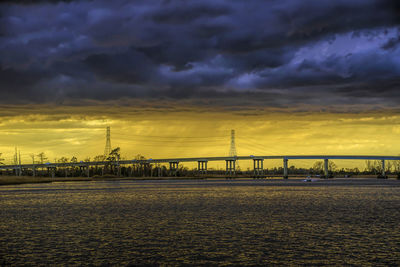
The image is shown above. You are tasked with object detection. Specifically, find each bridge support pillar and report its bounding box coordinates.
[324,159,329,178]
[225,160,236,178]
[381,159,386,178]
[169,161,179,176]
[283,158,288,179]
[32,165,35,177]
[157,164,162,177]
[253,159,264,178]
[198,160,208,174]
[145,162,150,177]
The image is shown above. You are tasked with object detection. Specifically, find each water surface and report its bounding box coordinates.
[0,179,399,265]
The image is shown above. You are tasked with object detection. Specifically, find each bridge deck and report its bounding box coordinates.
[1,155,399,169]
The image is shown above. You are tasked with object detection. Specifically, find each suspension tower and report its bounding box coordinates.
[229,129,237,157]
[226,129,238,176]
[104,126,111,158]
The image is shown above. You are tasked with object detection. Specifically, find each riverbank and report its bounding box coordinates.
[0,176,93,186]
[0,176,210,186]
[0,175,399,186]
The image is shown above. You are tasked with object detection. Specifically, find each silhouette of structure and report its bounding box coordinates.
[0,155,396,179]
[229,129,237,157]
[226,129,238,176]
[104,126,111,158]
[13,147,22,176]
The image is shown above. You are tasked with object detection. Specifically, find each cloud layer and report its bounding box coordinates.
[1,0,400,107]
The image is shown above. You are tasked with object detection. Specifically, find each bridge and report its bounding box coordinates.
[1,155,399,179]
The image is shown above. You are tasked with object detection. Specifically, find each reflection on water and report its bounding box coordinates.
[0,179,399,265]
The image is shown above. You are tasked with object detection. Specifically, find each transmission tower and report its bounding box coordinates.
[104,126,111,158]
[229,129,237,157]
[14,147,18,165]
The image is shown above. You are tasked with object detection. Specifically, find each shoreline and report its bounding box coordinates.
[0,175,399,186]
[0,176,210,186]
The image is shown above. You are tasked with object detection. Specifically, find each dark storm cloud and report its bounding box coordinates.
[84,50,156,84]
[0,0,400,108]
[150,3,231,24]
[382,35,400,50]
[0,0,77,4]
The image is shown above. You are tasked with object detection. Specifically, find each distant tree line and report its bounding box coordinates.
[1,150,400,178]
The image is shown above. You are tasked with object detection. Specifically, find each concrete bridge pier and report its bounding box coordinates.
[198,160,208,174]
[253,159,264,178]
[169,161,179,176]
[32,165,36,177]
[157,164,162,177]
[381,159,386,178]
[48,167,56,178]
[283,158,288,179]
[117,163,121,177]
[324,159,329,178]
[144,162,150,177]
[226,160,236,178]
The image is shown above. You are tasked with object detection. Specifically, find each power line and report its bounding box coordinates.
[112,132,228,139]
[114,136,226,144]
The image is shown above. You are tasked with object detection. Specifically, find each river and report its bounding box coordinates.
[0,179,399,265]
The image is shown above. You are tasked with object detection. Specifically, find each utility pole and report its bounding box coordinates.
[31,154,36,177]
[117,154,121,177]
[14,147,18,176]
[14,147,18,165]
[18,150,21,176]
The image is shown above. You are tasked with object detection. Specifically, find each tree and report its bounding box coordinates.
[374,160,382,174]
[313,160,336,175]
[58,157,68,164]
[365,160,372,172]
[105,147,121,176]
[365,160,379,173]
[393,160,400,173]
[386,161,393,173]
[94,155,105,162]
[328,161,337,172]
[70,156,78,163]
[37,152,48,164]
[313,161,323,173]
[107,147,120,162]
[0,153,4,165]
[135,154,146,161]
[30,154,36,164]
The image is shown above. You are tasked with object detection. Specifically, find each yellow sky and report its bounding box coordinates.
[0,103,399,170]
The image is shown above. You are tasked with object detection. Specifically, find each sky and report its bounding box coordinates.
[0,0,400,168]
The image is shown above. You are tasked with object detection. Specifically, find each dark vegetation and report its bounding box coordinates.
[1,150,400,180]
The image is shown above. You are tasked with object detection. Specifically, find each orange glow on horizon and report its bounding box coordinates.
[1,104,399,169]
